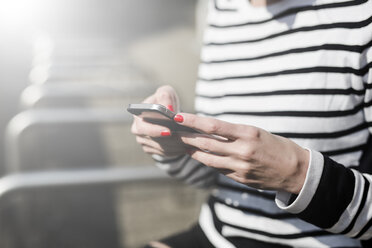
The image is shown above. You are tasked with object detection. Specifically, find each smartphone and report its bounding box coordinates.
[127,103,199,133]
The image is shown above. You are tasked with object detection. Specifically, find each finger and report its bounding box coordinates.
[131,118,172,137]
[174,113,240,140]
[188,149,237,170]
[154,85,179,111]
[178,132,234,155]
[136,136,163,150]
[142,145,163,155]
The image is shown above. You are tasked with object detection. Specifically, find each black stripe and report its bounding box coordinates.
[189,170,217,185]
[208,198,333,240]
[168,156,192,176]
[177,163,203,181]
[198,98,372,118]
[331,247,361,248]
[202,40,372,64]
[297,156,356,229]
[153,154,185,164]
[197,87,366,99]
[205,15,372,46]
[341,175,370,235]
[216,181,276,200]
[353,212,372,239]
[321,144,367,157]
[199,62,372,82]
[211,195,294,219]
[275,122,372,139]
[214,0,237,12]
[209,0,368,28]
[349,165,360,170]
[221,221,331,239]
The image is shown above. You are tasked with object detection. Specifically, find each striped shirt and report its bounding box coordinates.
[154,0,372,247]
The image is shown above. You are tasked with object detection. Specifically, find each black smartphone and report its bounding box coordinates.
[127,103,199,133]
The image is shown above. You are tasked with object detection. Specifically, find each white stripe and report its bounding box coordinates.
[329,151,364,167]
[290,131,369,153]
[207,1,372,41]
[221,225,360,248]
[196,74,364,96]
[359,225,372,240]
[215,202,317,233]
[198,204,236,248]
[347,174,372,237]
[196,93,364,112]
[208,0,362,26]
[199,51,364,80]
[202,26,372,61]
[193,112,366,137]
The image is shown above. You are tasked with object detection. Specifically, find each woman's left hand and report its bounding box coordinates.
[174,113,310,194]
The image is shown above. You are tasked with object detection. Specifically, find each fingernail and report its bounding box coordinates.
[174,114,184,123]
[161,130,171,136]
[167,105,174,112]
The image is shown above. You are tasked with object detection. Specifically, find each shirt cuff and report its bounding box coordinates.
[275,149,324,214]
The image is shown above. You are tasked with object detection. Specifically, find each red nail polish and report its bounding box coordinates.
[174,114,184,123]
[161,131,171,136]
[167,105,174,112]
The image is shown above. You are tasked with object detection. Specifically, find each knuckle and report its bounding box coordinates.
[236,177,250,185]
[238,163,252,174]
[246,126,261,140]
[205,121,219,134]
[238,146,255,160]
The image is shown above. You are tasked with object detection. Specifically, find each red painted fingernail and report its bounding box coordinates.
[167,105,174,112]
[161,130,171,136]
[174,114,184,123]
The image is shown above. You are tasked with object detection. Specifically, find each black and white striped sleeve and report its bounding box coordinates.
[276,44,372,240]
[152,154,218,188]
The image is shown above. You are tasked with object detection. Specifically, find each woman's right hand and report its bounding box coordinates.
[131,85,189,157]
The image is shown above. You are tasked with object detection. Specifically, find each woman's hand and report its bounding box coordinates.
[174,113,310,194]
[131,85,189,157]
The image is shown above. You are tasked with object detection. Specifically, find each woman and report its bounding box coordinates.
[131,0,372,247]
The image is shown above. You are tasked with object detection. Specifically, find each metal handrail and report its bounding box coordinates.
[5,108,133,172]
[20,83,153,108]
[0,166,169,201]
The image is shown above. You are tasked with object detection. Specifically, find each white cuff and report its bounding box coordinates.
[275,149,324,214]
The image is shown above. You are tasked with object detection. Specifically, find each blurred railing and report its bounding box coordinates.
[5,108,133,172]
[0,36,161,248]
[0,166,168,200]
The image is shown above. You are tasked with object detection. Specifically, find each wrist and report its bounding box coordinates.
[286,146,310,194]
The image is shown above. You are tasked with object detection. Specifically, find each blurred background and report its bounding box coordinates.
[0,0,209,247]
